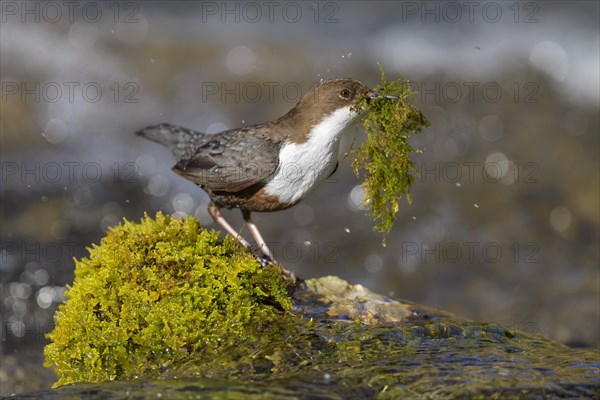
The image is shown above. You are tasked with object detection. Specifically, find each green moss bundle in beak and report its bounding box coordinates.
[351,66,430,245]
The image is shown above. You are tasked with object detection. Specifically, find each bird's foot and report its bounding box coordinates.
[254,253,296,284]
[256,253,275,267]
[280,267,297,284]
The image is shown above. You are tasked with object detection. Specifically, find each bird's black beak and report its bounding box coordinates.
[368,92,399,100]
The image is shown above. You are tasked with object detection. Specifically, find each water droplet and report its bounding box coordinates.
[550,206,571,232]
[42,119,68,144]
[172,193,194,214]
[145,175,170,197]
[485,152,509,180]
[529,40,568,82]
[135,154,156,176]
[347,185,368,211]
[364,254,383,274]
[226,46,258,76]
[293,204,314,226]
[37,287,53,309]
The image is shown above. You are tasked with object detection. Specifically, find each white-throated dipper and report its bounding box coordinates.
[137,78,378,273]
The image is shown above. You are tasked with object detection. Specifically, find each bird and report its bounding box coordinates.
[137,78,377,277]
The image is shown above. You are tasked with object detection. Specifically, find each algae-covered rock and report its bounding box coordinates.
[43,212,293,387]
[37,214,599,399]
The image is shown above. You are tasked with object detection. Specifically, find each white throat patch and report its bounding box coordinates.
[264,106,357,205]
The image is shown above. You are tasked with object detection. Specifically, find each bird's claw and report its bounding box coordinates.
[253,253,296,284]
[257,254,275,267]
[280,267,297,284]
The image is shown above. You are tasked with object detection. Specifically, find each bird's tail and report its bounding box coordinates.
[136,123,205,160]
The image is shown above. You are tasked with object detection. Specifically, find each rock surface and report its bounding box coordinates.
[11,276,600,399]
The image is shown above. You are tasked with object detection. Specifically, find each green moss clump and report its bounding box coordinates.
[352,65,430,244]
[35,275,599,398]
[44,212,293,387]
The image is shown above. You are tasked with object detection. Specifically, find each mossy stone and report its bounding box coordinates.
[44,212,293,387]
[34,274,600,399]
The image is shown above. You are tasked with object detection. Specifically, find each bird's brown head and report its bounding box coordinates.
[279,78,374,143]
[300,78,373,114]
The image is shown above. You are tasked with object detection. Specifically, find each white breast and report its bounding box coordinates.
[264,106,357,205]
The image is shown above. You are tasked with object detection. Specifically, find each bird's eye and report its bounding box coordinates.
[340,89,351,98]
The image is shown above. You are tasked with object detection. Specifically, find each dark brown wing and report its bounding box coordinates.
[137,123,281,192]
[174,128,281,192]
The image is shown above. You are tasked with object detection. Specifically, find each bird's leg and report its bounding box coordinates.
[207,204,295,282]
[241,209,273,260]
[207,203,252,250]
[242,209,296,283]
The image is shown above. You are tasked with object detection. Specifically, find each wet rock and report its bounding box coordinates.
[13,276,599,399]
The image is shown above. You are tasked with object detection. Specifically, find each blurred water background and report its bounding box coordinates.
[1,0,598,395]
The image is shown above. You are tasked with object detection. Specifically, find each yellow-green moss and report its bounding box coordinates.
[44,212,293,387]
[352,65,431,243]
[39,274,599,398]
